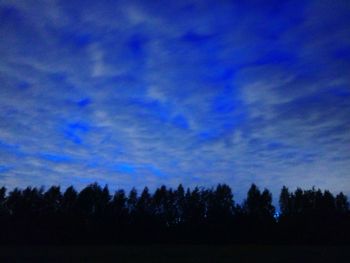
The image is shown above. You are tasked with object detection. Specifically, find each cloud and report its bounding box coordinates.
[0,0,349,203]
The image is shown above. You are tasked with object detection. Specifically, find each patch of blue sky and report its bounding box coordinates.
[68,122,90,133]
[40,153,72,163]
[0,165,10,173]
[198,130,221,142]
[211,86,241,114]
[58,30,94,49]
[17,81,30,90]
[48,72,67,83]
[0,140,25,157]
[180,31,216,44]
[205,67,235,83]
[333,46,350,61]
[77,98,91,107]
[253,50,297,66]
[145,164,167,178]
[0,5,22,25]
[278,88,350,121]
[47,73,77,93]
[64,121,90,144]
[130,98,173,123]
[278,151,299,160]
[0,140,20,151]
[327,87,350,98]
[266,141,288,151]
[127,34,149,55]
[113,163,136,174]
[85,161,99,169]
[256,12,305,40]
[197,112,246,143]
[221,114,246,130]
[171,114,189,129]
[302,153,317,163]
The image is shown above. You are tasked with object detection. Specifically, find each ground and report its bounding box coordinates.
[0,245,348,262]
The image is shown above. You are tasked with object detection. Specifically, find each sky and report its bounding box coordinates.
[0,0,350,203]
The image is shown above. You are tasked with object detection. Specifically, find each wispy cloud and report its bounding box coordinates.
[0,0,349,202]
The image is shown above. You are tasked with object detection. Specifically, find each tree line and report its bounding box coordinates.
[0,183,349,244]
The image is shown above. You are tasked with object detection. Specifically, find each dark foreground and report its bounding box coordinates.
[0,245,348,263]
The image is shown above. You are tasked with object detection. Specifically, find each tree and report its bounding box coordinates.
[279,186,290,216]
[0,186,7,216]
[183,187,206,226]
[136,187,153,222]
[153,185,168,225]
[207,184,234,224]
[44,186,62,214]
[127,188,138,212]
[0,183,349,244]
[174,184,185,224]
[61,186,77,214]
[111,189,128,241]
[261,189,275,219]
[112,189,127,217]
[322,190,335,213]
[244,184,261,216]
[335,192,349,214]
[77,183,99,217]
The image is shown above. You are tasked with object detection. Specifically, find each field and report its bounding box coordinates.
[0,245,348,262]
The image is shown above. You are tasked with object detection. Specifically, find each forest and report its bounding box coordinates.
[0,183,349,244]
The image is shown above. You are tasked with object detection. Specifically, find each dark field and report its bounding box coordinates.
[0,245,348,263]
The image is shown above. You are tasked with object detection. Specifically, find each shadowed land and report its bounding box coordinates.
[0,245,348,262]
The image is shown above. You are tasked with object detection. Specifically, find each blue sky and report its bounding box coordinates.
[0,0,350,202]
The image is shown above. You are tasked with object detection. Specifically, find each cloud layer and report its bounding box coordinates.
[0,0,350,202]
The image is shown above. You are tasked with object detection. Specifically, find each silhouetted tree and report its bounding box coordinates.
[243,184,275,241]
[207,184,234,223]
[0,186,6,216]
[136,187,154,237]
[279,186,291,216]
[244,184,261,217]
[60,186,78,243]
[127,187,138,215]
[111,189,127,220]
[335,192,349,214]
[44,186,62,213]
[110,189,128,242]
[0,183,348,244]
[61,186,77,214]
[174,184,185,224]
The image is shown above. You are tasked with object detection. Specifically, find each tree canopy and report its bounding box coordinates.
[0,183,349,244]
